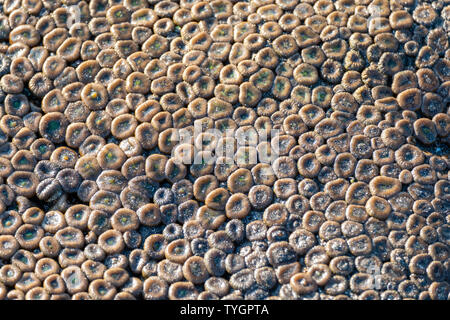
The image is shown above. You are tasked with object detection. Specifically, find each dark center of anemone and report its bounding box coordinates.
[419,168,430,176]
[106,237,116,246]
[404,150,414,161]
[421,126,432,137]
[317,92,326,101]
[16,177,31,188]
[120,215,130,225]
[12,99,22,108]
[18,156,29,165]
[301,69,310,76]
[63,232,75,240]
[23,229,36,240]
[73,211,84,220]
[2,216,14,227]
[98,285,107,295]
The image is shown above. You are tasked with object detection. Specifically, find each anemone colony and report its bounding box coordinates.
[0,0,448,301]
